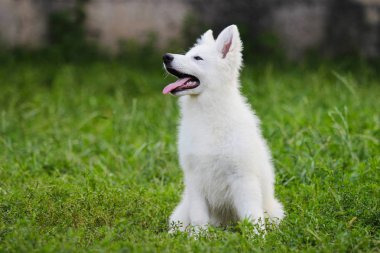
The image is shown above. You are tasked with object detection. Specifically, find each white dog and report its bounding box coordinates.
[162,25,284,233]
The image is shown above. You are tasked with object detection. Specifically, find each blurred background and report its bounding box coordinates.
[0,0,379,61]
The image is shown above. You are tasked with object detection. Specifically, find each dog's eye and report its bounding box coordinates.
[193,56,203,61]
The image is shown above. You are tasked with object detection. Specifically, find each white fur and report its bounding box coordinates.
[165,25,285,233]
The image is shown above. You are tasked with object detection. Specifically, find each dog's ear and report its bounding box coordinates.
[196,29,214,45]
[215,25,242,59]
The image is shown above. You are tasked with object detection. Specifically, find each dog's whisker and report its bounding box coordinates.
[162,72,170,79]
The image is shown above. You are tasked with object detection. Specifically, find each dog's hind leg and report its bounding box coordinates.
[263,197,284,225]
[261,176,285,224]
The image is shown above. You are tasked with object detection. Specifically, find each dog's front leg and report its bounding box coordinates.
[169,193,190,233]
[188,186,209,235]
[231,176,265,232]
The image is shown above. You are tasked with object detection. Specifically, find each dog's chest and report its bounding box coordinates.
[179,114,235,155]
[185,153,237,206]
[179,120,240,207]
[177,103,257,208]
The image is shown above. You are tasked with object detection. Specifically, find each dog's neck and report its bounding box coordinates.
[179,79,246,116]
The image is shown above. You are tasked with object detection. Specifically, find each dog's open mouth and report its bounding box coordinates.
[163,68,200,95]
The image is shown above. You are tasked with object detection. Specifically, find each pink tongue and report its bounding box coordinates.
[163,77,191,94]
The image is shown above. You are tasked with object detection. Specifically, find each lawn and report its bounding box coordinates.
[0,54,379,252]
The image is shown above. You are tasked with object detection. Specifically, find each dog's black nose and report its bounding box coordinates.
[163,53,174,64]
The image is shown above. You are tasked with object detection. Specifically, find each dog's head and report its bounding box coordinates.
[162,25,243,96]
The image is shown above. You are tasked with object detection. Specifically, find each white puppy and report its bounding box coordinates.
[162,25,284,233]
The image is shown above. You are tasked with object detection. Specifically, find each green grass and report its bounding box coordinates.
[0,55,379,252]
